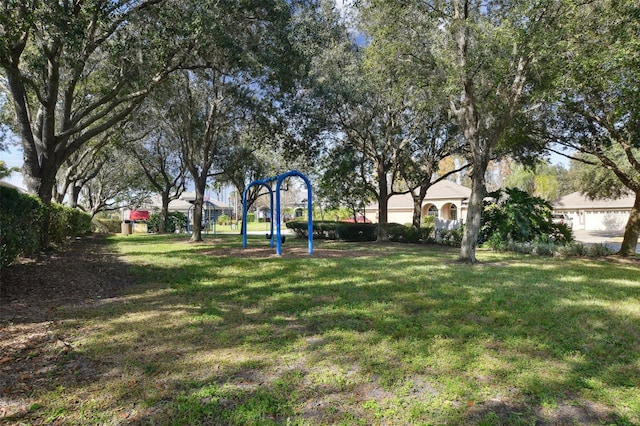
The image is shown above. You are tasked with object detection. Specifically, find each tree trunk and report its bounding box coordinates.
[411,194,422,229]
[411,184,430,228]
[459,164,487,264]
[618,191,640,256]
[157,192,170,234]
[70,184,82,208]
[376,163,390,242]
[190,181,205,242]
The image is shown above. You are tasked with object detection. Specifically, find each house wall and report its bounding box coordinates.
[584,210,629,231]
[558,209,629,231]
[370,201,467,226]
[388,210,413,225]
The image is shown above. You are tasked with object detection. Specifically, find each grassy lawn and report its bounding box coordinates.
[25,234,640,425]
[204,221,282,234]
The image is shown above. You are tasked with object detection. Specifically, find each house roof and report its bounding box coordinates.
[143,193,231,212]
[554,191,635,210]
[370,180,471,210]
[424,180,471,200]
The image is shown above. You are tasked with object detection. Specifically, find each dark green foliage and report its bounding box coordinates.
[286,221,376,241]
[388,224,435,244]
[1,186,44,267]
[287,221,461,245]
[286,221,340,240]
[336,223,377,242]
[1,186,91,268]
[48,203,91,245]
[479,188,574,250]
[148,212,187,234]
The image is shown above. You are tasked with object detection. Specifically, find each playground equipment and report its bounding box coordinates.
[186,200,219,236]
[242,170,313,256]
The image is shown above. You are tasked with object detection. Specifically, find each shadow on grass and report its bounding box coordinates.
[7,234,639,425]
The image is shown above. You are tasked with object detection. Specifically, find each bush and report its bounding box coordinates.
[47,202,92,245]
[0,186,90,268]
[422,215,435,227]
[388,224,434,243]
[336,223,377,242]
[1,186,44,267]
[555,242,613,257]
[435,226,464,246]
[285,221,340,239]
[286,221,377,241]
[479,188,574,248]
[245,213,255,223]
[216,214,230,226]
[148,212,187,233]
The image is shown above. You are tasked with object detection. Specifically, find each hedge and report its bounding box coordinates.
[0,185,91,268]
[285,220,461,246]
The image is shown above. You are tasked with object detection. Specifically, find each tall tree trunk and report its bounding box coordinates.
[618,192,640,256]
[159,192,170,234]
[70,184,82,208]
[376,163,390,242]
[459,162,488,264]
[411,184,430,228]
[190,183,205,242]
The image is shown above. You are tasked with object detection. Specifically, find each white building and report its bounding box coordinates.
[553,191,635,231]
[366,180,471,227]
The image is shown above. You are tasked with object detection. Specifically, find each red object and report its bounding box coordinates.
[129,210,150,220]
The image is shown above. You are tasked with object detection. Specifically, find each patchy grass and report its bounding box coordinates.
[5,234,640,425]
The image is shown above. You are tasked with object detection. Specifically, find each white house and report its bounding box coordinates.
[553,191,636,231]
[366,180,471,227]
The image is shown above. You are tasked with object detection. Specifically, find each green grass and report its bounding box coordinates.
[203,220,280,234]
[22,234,640,425]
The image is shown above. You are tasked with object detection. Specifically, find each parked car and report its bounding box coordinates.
[552,213,573,229]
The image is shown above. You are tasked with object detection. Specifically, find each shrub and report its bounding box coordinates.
[285,221,340,239]
[216,214,230,226]
[315,221,340,239]
[388,224,434,243]
[422,215,435,227]
[585,243,615,257]
[480,188,574,248]
[286,220,309,238]
[1,186,44,267]
[336,223,377,242]
[0,186,90,268]
[48,202,92,245]
[435,227,464,246]
[148,212,187,233]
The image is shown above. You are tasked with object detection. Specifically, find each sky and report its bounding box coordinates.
[0,144,26,190]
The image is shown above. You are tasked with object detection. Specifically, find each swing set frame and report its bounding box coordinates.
[242,170,313,256]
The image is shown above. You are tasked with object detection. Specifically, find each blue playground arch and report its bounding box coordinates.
[242,170,313,256]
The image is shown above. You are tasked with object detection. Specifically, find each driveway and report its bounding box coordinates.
[573,229,640,254]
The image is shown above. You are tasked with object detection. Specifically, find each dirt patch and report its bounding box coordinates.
[0,235,138,420]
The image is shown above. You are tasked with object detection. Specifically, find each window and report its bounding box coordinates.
[427,205,438,218]
[450,204,457,221]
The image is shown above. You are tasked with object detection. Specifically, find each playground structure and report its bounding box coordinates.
[186,200,221,235]
[242,170,313,256]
